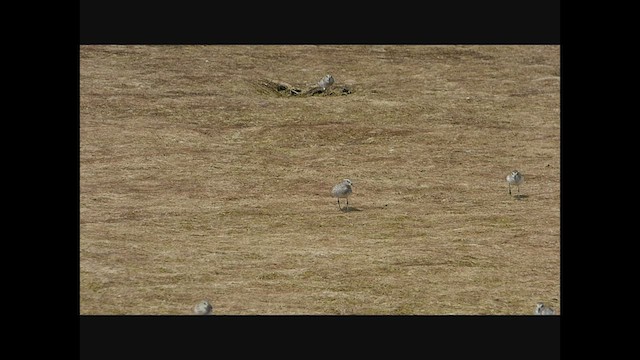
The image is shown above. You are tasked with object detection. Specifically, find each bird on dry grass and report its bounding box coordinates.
[193,300,213,315]
[318,74,335,91]
[506,170,524,195]
[534,302,555,315]
[331,179,354,211]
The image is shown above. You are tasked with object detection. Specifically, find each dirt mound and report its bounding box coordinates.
[258,78,353,97]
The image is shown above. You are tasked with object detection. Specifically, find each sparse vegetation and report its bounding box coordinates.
[80,45,560,314]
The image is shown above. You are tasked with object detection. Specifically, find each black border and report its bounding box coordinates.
[80,316,561,359]
[80,0,560,44]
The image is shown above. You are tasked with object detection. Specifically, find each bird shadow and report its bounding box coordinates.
[513,194,529,200]
[339,207,362,212]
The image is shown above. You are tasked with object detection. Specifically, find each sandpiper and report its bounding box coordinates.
[506,170,524,195]
[331,179,354,211]
[318,74,335,91]
[534,302,555,315]
[193,300,213,315]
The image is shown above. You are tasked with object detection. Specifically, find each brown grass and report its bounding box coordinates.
[80,45,560,315]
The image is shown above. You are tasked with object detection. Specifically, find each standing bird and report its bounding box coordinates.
[193,300,213,315]
[318,74,335,92]
[506,170,524,195]
[534,302,556,315]
[331,179,354,211]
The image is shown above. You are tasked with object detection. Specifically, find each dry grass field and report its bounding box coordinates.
[80,45,560,315]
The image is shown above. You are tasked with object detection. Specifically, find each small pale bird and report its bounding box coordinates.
[193,300,213,315]
[506,170,524,195]
[534,302,556,315]
[318,74,335,91]
[331,179,354,211]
